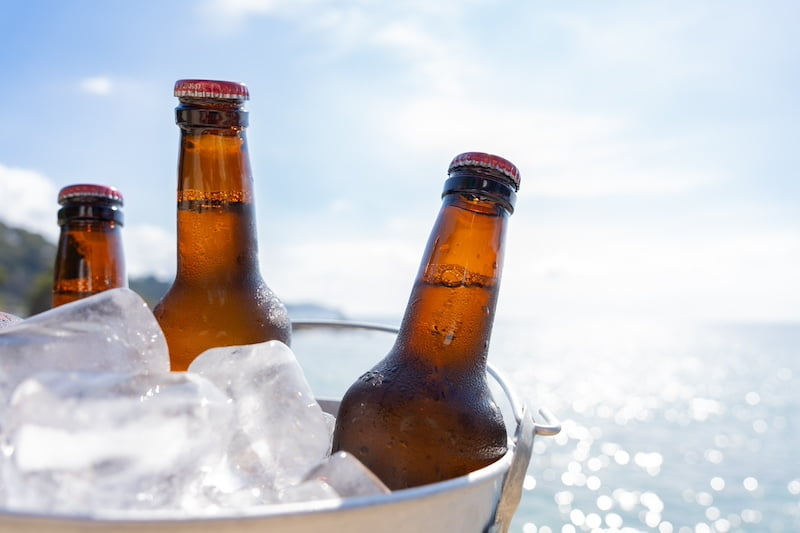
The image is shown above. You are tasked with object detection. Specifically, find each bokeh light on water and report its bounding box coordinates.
[487,318,800,532]
[290,319,799,531]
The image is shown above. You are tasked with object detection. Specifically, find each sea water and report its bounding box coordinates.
[291,318,800,533]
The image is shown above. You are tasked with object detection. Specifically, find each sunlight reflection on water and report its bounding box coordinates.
[488,318,800,532]
[290,318,798,532]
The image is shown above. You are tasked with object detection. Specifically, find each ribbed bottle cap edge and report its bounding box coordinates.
[448,152,521,191]
[58,184,124,205]
[174,79,250,101]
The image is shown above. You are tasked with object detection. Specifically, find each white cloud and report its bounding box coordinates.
[364,95,720,198]
[79,76,113,96]
[499,225,800,323]
[266,237,422,318]
[200,0,324,32]
[0,163,176,283]
[124,224,176,281]
[219,2,721,198]
[0,164,59,241]
[206,0,296,17]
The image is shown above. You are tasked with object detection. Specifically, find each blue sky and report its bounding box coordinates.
[0,1,797,322]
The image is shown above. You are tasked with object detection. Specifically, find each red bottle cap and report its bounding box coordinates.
[448,152,521,191]
[174,79,250,101]
[58,184,124,205]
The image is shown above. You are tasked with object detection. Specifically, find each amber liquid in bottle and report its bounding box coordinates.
[53,189,127,307]
[153,87,291,371]
[332,155,519,489]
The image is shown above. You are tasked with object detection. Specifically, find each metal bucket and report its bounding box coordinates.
[0,320,560,533]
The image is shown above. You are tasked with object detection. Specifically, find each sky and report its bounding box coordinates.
[0,0,797,323]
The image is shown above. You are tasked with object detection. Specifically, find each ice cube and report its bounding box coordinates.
[278,478,339,503]
[0,312,21,330]
[0,371,234,514]
[0,288,169,411]
[301,451,390,499]
[188,341,332,496]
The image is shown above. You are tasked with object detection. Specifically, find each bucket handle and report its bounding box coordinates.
[486,365,560,533]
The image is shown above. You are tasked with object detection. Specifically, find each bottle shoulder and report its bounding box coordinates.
[342,349,491,403]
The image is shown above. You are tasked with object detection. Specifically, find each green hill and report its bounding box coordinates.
[0,221,170,317]
[0,221,345,320]
[0,221,56,316]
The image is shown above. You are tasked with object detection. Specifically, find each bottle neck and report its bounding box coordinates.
[53,219,127,306]
[58,202,124,226]
[174,99,261,281]
[393,189,511,370]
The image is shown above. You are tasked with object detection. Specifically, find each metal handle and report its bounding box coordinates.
[534,406,561,436]
[489,405,561,533]
[291,319,401,335]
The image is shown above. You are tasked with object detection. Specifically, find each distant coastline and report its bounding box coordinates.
[0,220,346,320]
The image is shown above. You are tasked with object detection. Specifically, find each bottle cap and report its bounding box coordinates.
[448,152,521,191]
[58,184,124,206]
[174,79,250,101]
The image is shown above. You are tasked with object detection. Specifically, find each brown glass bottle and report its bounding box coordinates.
[52,184,127,307]
[332,152,521,489]
[153,79,291,371]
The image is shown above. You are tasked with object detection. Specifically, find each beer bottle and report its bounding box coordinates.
[153,79,291,371]
[53,184,127,307]
[332,152,520,489]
